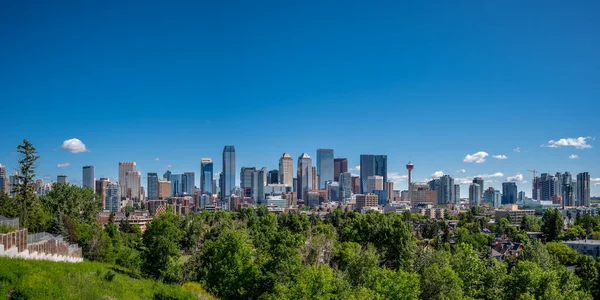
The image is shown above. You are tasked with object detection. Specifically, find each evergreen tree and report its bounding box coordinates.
[13,139,39,228]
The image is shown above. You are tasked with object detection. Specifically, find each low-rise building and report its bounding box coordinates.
[495,204,535,224]
[564,240,600,259]
[356,193,378,212]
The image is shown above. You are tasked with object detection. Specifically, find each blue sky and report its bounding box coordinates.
[1,1,599,197]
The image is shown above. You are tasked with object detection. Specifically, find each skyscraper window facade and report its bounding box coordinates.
[317,149,334,189]
[201,158,213,195]
[359,154,387,194]
[222,145,236,200]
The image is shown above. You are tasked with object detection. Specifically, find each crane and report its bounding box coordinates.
[527,169,537,178]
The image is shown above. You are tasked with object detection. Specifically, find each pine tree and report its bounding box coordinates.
[12,139,39,228]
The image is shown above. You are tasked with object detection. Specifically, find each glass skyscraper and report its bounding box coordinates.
[171,174,183,196]
[201,158,213,195]
[183,172,195,195]
[339,172,352,200]
[82,165,95,192]
[359,154,387,194]
[502,182,518,204]
[147,172,159,200]
[316,149,334,189]
[577,172,590,207]
[222,145,236,201]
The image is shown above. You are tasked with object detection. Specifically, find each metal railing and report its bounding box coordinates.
[0,216,19,229]
[27,232,64,244]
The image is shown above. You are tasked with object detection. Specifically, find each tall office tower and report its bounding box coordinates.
[163,170,172,181]
[268,170,279,184]
[562,184,574,207]
[119,162,136,199]
[367,175,384,192]
[540,173,557,201]
[328,182,340,201]
[297,153,313,199]
[483,187,501,208]
[316,149,334,189]
[171,174,183,196]
[428,179,441,204]
[351,176,360,195]
[573,180,578,205]
[334,158,348,182]
[82,166,95,191]
[469,183,481,206]
[577,172,591,207]
[439,175,455,204]
[293,178,297,193]
[359,154,387,194]
[562,172,572,186]
[158,179,171,199]
[258,167,267,204]
[532,176,541,200]
[212,178,218,196]
[312,167,318,191]
[555,172,564,197]
[57,175,68,183]
[106,182,121,212]
[454,184,460,203]
[241,167,259,200]
[222,145,236,201]
[472,177,484,196]
[147,173,159,200]
[124,171,141,202]
[140,186,145,202]
[95,178,110,209]
[339,172,352,201]
[279,153,293,187]
[0,164,8,194]
[183,172,195,195]
[9,172,19,198]
[201,158,213,195]
[502,182,518,205]
[386,181,394,203]
[518,191,526,202]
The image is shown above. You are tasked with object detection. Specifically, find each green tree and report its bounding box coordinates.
[12,139,39,228]
[546,241,578,265]
[575,255,599,296]
[521,215,541,232]
[333,242,379,285]
[541,208,564,242]
[521,238,553,270]
[565,225,587,239]
[420,263,464,300]
[0,192,17,218]
[142,213,184,283]
[362,268,421,300]
[575,214,598,235]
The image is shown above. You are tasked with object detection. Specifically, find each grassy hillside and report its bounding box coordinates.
[0,257,214,300]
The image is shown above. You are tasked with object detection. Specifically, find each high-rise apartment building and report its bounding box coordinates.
[386,181,394,203]
[57,175,68,183]
[577,172,591,207]
[328,182,340,201]
[469,183,481,206]
[158,179,171,199]
[502,182,518,205]
[312,167,318,192]
[439,175,455,204]
[183,172,195,195]
[241,167,259,201]
[473,177,484,196]
[279,153,293,187]
[147,173,159,200]
[8,172,19,198]
[163,170,172,181]
[268,170,279,184]
[518,191,526,202]
[339,172,352,201]
[106,182,121,212]
[119,162,136,199]
[410,183,437,206]
[222,146,236,201]
[367,175,384,192]
[201,158,213,195]
[0,164,8,194]
[258,167,267,204]
[95,178,110,209]
[316,149,334,189]
[171,174,183,196]
[359,154,387,194]
[562,184,574,207]
[334,158,348,182]
[532,176,541,200]
[297,153,313,199]
[82,165,95,192]
[483,187,501,208]
[454,184,460,203]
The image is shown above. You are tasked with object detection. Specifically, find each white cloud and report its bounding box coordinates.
[57,163,71,168]
[165,164,173,170]
[463,151,489,163]
[492,155,508,160]
[61,138,89,154]
[544,137,592,149]
[513,147,521,153]
[569,154,579,160]
[454,177,473,185]
[431,171,444,178]
[592,178,600,187]
[456,169,466,173]
[387,172,409,185]
[507,173,524,182]
[476,172,504,179]
[155,158,160,161]
[349,165,360,171]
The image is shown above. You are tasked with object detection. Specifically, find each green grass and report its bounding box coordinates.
[0,257,214,300]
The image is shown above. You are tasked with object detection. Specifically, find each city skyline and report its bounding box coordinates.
[0,2,599,197]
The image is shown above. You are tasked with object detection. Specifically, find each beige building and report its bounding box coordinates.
[495,204,535,224]
[118,162,136,199]
[158,179,171,199]
[411,182,437,206]
[95,178,110,209]
[356,193,378,212]
[124,171,141,203]
[386,181,394,202]
[367,175,384,192]
[279,153,294,187]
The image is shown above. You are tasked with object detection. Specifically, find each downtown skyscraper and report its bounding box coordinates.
[297,153,313,199]
[359,154,387,194]
[334,158,348,182]
[316,149,334,189]
[183,172,195,195]
[201,158,213,195]
[82,165,95,192]
[0,164,8,194]
[502,182,518,205]
[119,162,136,199]
[221,145,236,200]
[147,172,159,200]
[279,153,293,187]
[577,172,591,207]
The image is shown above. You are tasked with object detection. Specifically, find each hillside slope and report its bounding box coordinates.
[0,257,213,300]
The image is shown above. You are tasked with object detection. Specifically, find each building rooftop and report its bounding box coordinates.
[564,240,600,245]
